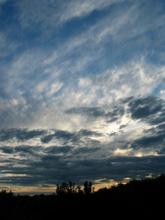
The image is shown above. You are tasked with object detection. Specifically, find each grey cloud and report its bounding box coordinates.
[78,129,102,137]
[128,96,165,124]
[0,136,165,186]
[14,145,42,157]
[129,118,165,151]
[1,154,165,186]
[0,128,46,142]
[119,124,127,129]
[54,130,78,142]
[16,129,46,141]
[0,145,42,158]
[73,147,100,155]
[44,146,72,154]
[0,146,13,154]
[158,148,165,155]
[131,133,165,149]
[66,106,125,123]
[41,130,78,144]
[41,129,102,144]
[40,134,54,143]
[149,111,165,125]
[156,123,165,130]
[109,132,117,136]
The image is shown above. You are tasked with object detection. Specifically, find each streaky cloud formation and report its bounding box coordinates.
[0,0,165,193]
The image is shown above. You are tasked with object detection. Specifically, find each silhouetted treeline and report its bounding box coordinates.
[56,180,94,195]
[0,175,165,219]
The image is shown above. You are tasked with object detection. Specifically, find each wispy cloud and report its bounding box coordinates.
[0,0,165,192]
[17,0,126,28]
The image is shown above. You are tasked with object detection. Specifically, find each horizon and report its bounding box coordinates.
[0,0,165,194]
[2,174,164,196]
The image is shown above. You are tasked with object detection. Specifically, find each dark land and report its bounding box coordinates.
[0,175,165,219]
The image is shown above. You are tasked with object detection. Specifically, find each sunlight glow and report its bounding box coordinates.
[114,148,132,156]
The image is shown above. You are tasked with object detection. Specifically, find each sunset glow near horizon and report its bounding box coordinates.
[0,0,165,194]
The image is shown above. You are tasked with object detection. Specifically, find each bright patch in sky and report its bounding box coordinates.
[0,0,165,193]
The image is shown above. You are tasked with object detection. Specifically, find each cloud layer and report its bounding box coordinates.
[0,0,165,192]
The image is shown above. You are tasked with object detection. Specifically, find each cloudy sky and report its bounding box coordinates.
[0,0,165,194]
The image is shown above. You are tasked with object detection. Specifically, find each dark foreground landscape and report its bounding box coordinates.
[0,175,165,219]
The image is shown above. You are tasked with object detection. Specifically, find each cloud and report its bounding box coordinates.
[16,0,125,28]
[0,0,165,192]
[58,0,126,24]
[41,130,77,144]
[1,0,164,129]
[129,96,163,119]
[44,146,72,154]
[73,147,100,155]
[0,146,13,154]
[0,127,103,147]
[1,146,165,186]
[131,133,165,149]
[66,107,106,118]
[66,106,125,123]
[0,145,42,158]
[41,129,102,144]
[128,96,165,125]
[0,128,46,142]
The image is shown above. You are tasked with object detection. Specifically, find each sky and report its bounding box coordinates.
[0,0,165,194]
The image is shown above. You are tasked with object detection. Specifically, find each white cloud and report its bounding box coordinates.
[46,81,63,96]
[92,59,165,106]
[43,52,58,65]
[1,0,164,131]
[17,0,126,28]
[59,0,125,24]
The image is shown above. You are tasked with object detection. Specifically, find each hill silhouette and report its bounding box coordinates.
[0,174,165,219]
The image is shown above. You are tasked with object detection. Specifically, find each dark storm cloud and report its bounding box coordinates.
[131,133,165,149]
[129,96,163,119]
[130,118,165,150]
[0,128,46,142]
[0,146,13,154]
[158,148,165,155]
[128,96,165,125]
[40,134,54,143]
[149,111,165,125]
[0,145,42,157]
[1,152,165,186]
[40,130,76,143]
[54,130,79,142]
[124,96,165,152]
[78,129,102,137]
[14,145,42,157]
[156,123,165,131]
[41,129,102,144]
[73,147,100,155]
[44,146,72,154]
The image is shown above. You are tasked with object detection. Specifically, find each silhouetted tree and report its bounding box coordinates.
[76,185,83,194]
[83,181,93,195]
[56,181,78,195]
[0,175,165,219]
[68,181,75,193]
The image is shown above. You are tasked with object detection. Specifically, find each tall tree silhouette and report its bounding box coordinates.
[83,181,93,195]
